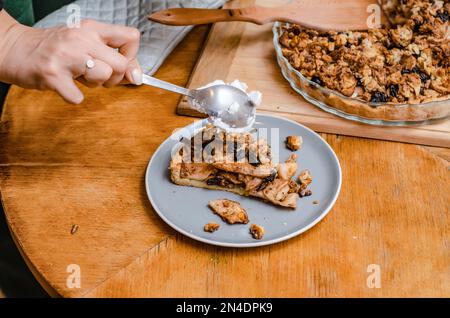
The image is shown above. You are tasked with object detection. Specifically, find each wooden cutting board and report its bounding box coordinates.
[177,0,450,148]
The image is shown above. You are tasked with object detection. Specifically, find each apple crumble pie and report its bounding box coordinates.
[279,0,449,105]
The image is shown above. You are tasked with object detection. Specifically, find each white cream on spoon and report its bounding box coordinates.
[190,79,262,132]
[140,74,260,132]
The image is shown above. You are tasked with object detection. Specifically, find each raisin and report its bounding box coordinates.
[299,188,312,198]
[256,172,277,192]
[291,26,301,35]
[206,177,224,186]
[412,67,430,82]
[327,35,335,42]
[265,171,277,183]
[387,42,401,50]
[389,84,399,98]
[418,72,430,82]
[370,91,388,103]
[413,22,422,33]
[357,78,364,86]
[401,68,413,75]
[404,66,430,83]
[256,182,269,192]
[310,76,323,86]
[436,11,449,22]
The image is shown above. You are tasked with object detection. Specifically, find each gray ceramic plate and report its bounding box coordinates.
[145,114,341,247]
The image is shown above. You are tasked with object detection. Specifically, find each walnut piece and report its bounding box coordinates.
[286,135,303,151]
[298,169,313,186]
[249,224,265,240]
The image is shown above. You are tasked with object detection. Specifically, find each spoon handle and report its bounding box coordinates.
[142,74,192,97]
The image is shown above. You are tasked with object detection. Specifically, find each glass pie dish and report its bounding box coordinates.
[272,22,450,126]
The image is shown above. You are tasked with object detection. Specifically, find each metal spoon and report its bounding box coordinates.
[142,74,256,132]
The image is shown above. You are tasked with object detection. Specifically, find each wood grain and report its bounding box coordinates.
[149,0,386,31]
[177,0,450,148]
[1,8,449,298]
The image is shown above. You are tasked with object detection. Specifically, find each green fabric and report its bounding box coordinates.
[4,0,34,26]
[3,0,76,26]
[32,0,75,22]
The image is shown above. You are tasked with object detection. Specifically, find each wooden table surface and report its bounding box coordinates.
[0,25,449,298]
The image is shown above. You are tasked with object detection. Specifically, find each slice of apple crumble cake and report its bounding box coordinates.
[169,125,302,208]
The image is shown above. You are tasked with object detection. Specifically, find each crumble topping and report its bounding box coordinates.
[286,135,303,151]
[298,169,313,197]
[249,224,265,240]
[208,199,249,224]
[204,222,220,233]
[298,169,313,186]
[279,0,449,104]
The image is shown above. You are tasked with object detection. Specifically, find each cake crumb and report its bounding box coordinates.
[204,223,220,233]
[286,135,303,151]
[313,200,319,205]
[70,224,79,235]
[209,199,249,224]
[298,169,313,186]
[249,224,265,240]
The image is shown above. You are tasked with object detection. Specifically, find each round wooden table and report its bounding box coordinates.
[1,25,449,298]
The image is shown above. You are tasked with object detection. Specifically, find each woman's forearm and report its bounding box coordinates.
[0,10,21,52]
[0,10,29,83]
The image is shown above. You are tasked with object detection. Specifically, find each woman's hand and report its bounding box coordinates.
[0,11,142,104]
